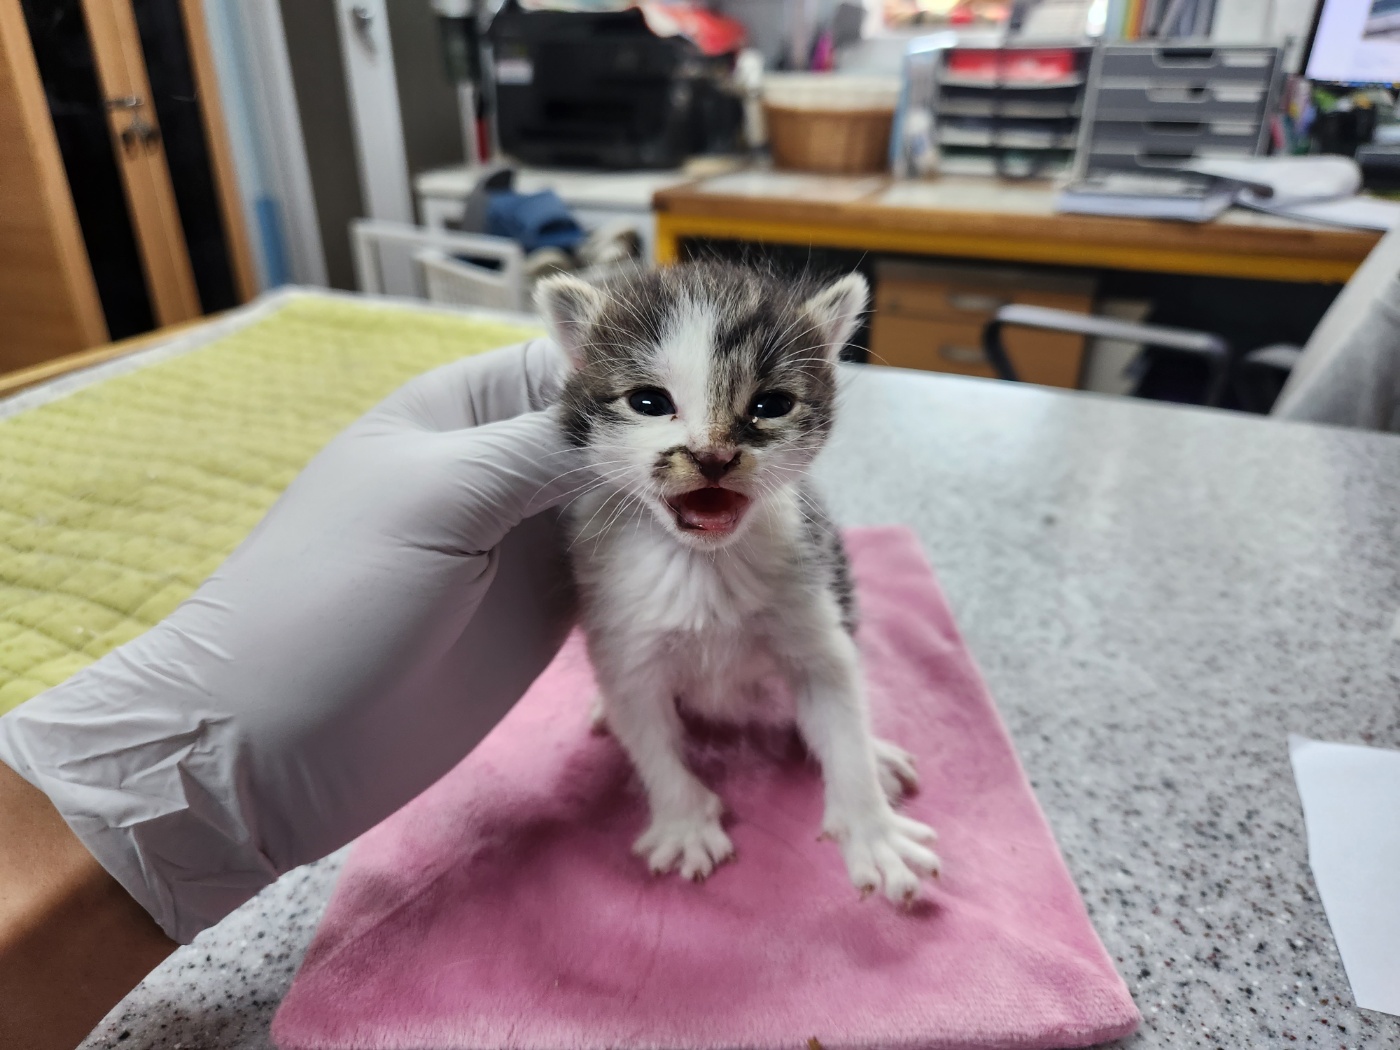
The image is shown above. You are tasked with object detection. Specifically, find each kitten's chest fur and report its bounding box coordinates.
[570,490,820,724]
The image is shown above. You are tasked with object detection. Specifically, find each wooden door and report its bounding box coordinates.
[0,1,107,369]
[80,0,201,327]
[2,0,256,369]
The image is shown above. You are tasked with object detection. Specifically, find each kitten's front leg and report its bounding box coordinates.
[593,661,733,881]
[787,629,940,903]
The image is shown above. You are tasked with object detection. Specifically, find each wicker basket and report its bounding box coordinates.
[765,104,895,174]
[760,74,899,175]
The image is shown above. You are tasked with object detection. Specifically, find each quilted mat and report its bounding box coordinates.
[0,293,540,714]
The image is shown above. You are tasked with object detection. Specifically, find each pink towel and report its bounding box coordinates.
[273,526,1139,1050]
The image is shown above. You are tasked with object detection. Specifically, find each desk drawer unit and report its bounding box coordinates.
[1084,118,1259,172]
[871,316,1085,387]
[1089,118,1259,153]
[1077,44,1282,177]
[1097,46,1279,82]
[922,46,1094,179]
[870,261,1095,388]
[1092,81,1270,124]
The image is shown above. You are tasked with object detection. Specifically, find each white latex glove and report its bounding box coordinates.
[0,339,580,944]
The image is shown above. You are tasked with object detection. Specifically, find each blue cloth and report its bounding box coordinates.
[485,190,586,253]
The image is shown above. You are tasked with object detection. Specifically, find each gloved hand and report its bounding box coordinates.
[0,338,580,944]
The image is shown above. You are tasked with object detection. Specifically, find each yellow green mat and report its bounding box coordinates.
[0,294,540,714]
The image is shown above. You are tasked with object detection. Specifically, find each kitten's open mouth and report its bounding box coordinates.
[666,487,751,535]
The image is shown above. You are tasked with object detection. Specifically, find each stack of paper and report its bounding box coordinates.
[1183,156,1400,232]
[1057,156,1400,230]
[1055,170,1237,222]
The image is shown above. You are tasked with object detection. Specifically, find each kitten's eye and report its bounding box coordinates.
[749,392,795,419]
[627,387,675,417]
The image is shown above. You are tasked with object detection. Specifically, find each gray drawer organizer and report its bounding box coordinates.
[1076,43,1283,176]
[929,45,1095,179]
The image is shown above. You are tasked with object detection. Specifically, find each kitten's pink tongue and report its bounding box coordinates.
[670,488,750,533]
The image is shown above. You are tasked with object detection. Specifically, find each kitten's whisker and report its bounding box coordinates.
[568,491,647,553]
[531,458,637,494]
[548,464,640,511]
[593,487,647,539]
[569,489,630,549]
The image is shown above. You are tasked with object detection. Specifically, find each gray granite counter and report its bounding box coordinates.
[79,367,1400,1049]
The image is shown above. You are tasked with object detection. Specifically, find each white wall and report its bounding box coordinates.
[1212,0,1320,70]
[201,0,328,287]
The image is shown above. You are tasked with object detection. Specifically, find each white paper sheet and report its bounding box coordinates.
[1289,735,1400,1016]
[1187,156,1362,206]
[1177,156,1400,230]
[1261,197,1400,232]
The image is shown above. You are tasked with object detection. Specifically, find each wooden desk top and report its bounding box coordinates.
[653,172,1382,283]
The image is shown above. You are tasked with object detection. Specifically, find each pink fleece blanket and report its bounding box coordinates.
[273,526,1138,1050]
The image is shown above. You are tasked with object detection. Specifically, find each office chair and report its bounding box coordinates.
[981,226,1400,431]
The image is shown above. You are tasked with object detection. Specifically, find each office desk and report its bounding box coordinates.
[654,173,1382,284]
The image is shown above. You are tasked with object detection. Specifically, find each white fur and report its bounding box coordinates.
[572,484,940,902]
[656,298,720,446]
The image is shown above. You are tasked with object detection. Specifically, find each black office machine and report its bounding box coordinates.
[488,1,744,169]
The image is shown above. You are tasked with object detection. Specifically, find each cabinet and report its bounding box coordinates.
[0,0,253,372]
[869,259,1096,388]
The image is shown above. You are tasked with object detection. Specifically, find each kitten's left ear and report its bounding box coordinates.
[803,273,869,360]
[535,274,604,369]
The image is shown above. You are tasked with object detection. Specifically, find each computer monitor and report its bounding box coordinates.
[1305,0,1400,84]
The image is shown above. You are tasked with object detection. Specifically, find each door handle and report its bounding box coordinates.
[937,344,988,365]
[946,292,1009,314]
[120,115,161,156]
[140,120,161,152]
[110,95,156,158]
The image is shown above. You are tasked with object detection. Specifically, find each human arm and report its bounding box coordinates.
[0,337,579,1046]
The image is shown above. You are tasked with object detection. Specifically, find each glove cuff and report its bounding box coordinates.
[0,690,277,944]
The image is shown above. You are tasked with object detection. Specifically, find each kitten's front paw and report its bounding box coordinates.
[873,738,919,801]
[634,793,734,881]
[824,807,940,904]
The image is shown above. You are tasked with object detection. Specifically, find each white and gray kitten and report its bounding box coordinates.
[537,262,939,904]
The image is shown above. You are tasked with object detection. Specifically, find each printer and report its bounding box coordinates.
[488,1,743,169]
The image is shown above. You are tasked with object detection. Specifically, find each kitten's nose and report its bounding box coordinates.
[692,449,739,482]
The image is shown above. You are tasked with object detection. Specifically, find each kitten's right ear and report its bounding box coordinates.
[802,272,869,360]
[534,274,603,369]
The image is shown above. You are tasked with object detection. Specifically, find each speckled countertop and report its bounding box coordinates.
[79,367,1400,1050]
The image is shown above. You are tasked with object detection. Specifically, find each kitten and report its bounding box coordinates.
[538,262,939,904]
